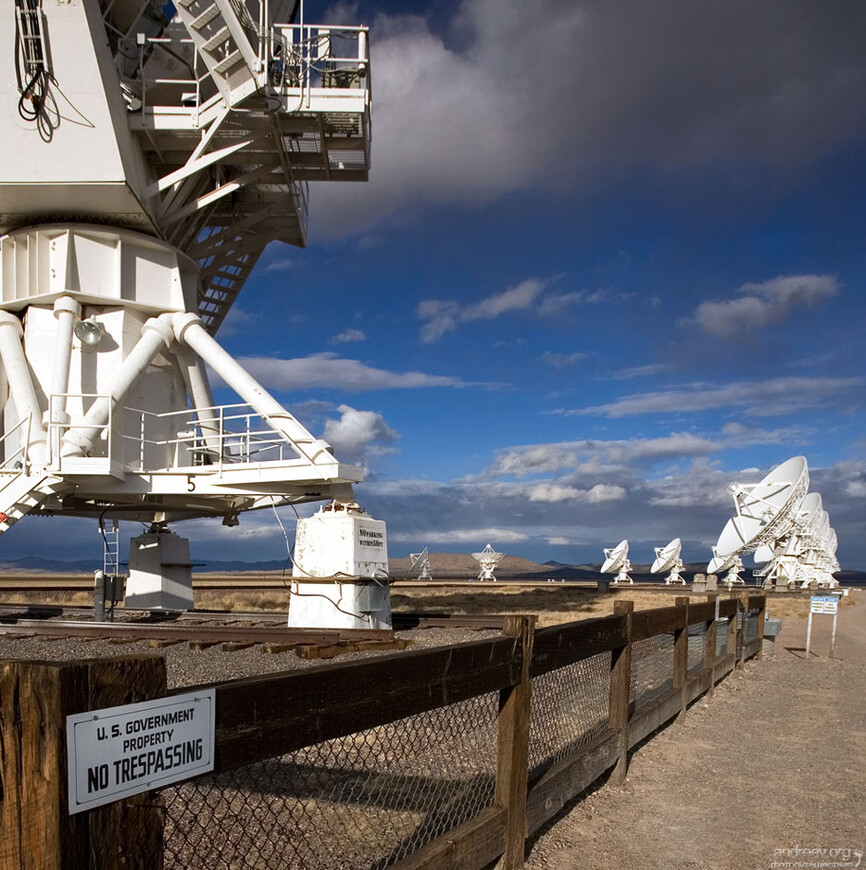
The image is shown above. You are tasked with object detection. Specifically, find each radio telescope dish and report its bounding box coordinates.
[708,456,809,574]
[651,538,685,585]
[472,544,504,582]
[602,539,632,585]
[410,548,432,581]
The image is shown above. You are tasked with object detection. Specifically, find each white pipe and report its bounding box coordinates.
[0,311,47,465]
[175,343,222,456]
[47,297,81,425]
[173,313,330,465]
[61,314,175,457]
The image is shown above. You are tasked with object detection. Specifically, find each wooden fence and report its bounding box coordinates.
[0,591,766,870]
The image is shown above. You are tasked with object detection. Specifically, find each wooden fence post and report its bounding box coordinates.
[673,596,689,723]
[0,656,167,870]
[756,592,767,661]
[738,590,751,668]
[495,615,535,870]
[704,593,718,695]
[727,593,738,669]
[608,600,633,785]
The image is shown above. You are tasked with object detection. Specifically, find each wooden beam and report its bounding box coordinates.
[531,614,627,677]
[0,657,166,870]
[193,634,523,771]
[608,600,633,785]
[525,729,619,834]
[674,596,689,723]
[495,616,535,870]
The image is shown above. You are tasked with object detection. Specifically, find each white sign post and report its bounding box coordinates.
[806,595,839,660]
[66,689,215,814]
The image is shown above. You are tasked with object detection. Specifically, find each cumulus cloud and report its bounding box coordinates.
[234,352,473,391]
[687,275,839,337]
[323,404,399,465]
[488,433,721,478]
[313,0,866,237]
[417,279,547,343]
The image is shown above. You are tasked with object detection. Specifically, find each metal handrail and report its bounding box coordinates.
[0,414,32,474]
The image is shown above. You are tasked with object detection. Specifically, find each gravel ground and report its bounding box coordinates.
[524,590,865,870]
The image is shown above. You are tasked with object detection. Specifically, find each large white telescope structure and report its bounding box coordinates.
[1,0,384,624]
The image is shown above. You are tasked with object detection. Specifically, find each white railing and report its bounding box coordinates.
[129,402,304,473]
[130,23,369,118]
[0,414,33,474]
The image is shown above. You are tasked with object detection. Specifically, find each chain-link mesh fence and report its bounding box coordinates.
[629,633,674,710]
[528,651,611,780]
[744,609,759,642]
[162,691,500,870]
[687,623,707,675]
[715,619,729,657]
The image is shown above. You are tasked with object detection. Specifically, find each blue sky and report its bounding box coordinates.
[6,0,866,569]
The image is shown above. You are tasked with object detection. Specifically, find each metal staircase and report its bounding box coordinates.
[172,0,262,107]
[0,472,68,536]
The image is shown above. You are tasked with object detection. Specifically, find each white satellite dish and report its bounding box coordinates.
[651,538,685,585]
[755,491,823,588]
[471,544,504,582]
[410,548,432,581]
[708,456,809,574]
[602,539,632,585]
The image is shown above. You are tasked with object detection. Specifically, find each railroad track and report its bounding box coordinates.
[0,604,505,658]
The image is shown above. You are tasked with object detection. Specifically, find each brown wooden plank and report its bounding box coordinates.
[0,660,89,870]
[220,642,257,652]
[686,669,712,703]
[189,634,523,772]
[686,601,714,624]
[495,616,535,870]
[0,656,165,870]
[607,600,633,785]
[261,643,298,654]
[628,686,682,748]
[673,598,689,723]
[85,657,166,870]
[525,728,619,834]
[385,806,507,870]
[530,614,627,677]
[630,605,687,642]
[717,598,737,618]
[715,653,736,680]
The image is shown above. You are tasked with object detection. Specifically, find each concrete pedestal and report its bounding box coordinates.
[125,530,193,611]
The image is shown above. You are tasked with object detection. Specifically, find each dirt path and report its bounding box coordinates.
[525,593,866,870]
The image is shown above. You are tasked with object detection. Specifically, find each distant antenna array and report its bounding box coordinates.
[472,544,504,582]
[601,539,632,585]
[707,456,840,589]
[410,548,432,581]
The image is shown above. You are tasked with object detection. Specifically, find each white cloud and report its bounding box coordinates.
[234,352,472,391]
[323,404,399,465]
[330,328,367,344]
[417,278,547,343]
[528,483,583,503]
[688,274,838,337]
[586,483,628,503]
[388,528,529,544]
[578,376,862,418]
[539,351,589,368]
